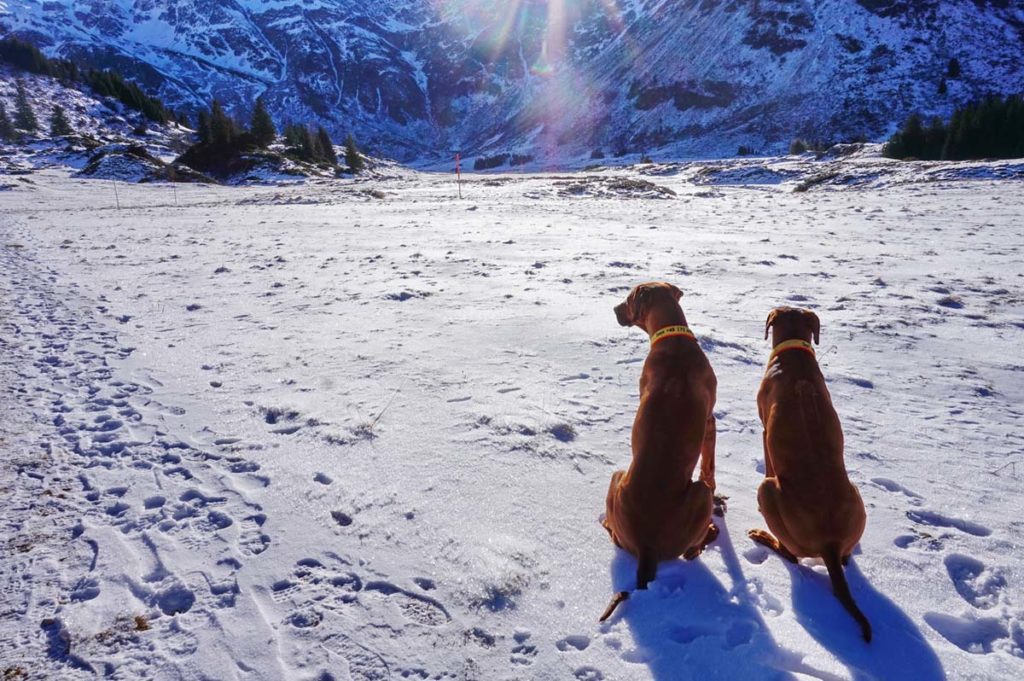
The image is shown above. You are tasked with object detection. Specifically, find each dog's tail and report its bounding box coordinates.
[823,543,872,642]
[599,548,658,623]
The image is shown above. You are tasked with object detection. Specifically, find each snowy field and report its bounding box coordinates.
[1,159,1023,680]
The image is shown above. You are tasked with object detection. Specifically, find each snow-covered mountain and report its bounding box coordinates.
[3,0,1023,162]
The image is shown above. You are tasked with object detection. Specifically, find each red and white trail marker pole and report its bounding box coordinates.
[455,152,462,199]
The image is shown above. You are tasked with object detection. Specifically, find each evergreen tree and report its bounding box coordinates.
[938,78,947,96]
[899,113,925,158]
[344,133,364,173]
[283,123,304,148]
[0,37,53,76]
[923,117,946,160]
[62,61,80,84]
[197,109,211,144]
[886,95,1024,161]
[208,99,236,146]
[0,101,16,141]
[49,104,73,136]
[299,125,317,162]
[941,107,964,160]
[250,96,276,148]
[84,68,168,123]
[947,57,961,79]
[316,126,337,165]
[13,79,38,132]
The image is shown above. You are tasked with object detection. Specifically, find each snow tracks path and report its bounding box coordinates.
[0,243,286,679]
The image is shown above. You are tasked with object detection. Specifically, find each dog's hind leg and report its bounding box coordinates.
[699,414,717,491]
[700,415,728,515]
[750,477,802,563]
[684,521,719,560]
[603,470,626,542]
[677,480,715,559]
[747,528,798,564]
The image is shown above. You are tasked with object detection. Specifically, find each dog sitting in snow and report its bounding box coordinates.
[748,307,871,641]
[600,282,720,621]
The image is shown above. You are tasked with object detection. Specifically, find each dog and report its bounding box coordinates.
[600,282,720,621]
[748,307,871,641]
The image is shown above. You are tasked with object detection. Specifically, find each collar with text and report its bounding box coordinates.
[769,338,815,361]
[650,325,696,347]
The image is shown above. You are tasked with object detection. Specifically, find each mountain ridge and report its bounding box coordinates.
[3,0,1023,164]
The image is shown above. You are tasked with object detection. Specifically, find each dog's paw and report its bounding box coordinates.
[713,494,728,517]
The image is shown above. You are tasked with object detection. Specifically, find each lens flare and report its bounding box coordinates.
[429,0,638,163]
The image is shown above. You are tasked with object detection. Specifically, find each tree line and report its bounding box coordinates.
[0,35,366,173]
[1,36,171,123]
[0,78,73,140]
[883,94,1024,161]
[185,96,364,173]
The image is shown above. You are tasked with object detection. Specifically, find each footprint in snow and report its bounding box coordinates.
[238,513,270,556]
[923,611,1017,656]
[906,509,992,537]
[944,554,1007,610]
[364,580,450,626]
[321,633,389,681]
[510,630,537,666]
[270,557,362,611]
[556,634,591,652]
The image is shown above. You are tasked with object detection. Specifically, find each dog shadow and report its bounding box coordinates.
[786,557,946,681]
[606,519,843,680]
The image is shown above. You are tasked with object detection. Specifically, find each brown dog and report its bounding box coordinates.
[600,282,720,621]
[748,307,871,641]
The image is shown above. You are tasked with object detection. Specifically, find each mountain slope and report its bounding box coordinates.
[3,0,1023,162]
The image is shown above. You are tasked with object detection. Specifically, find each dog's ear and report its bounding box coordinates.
[764,309,778,340]
[804,310,821,345]
[667,283,683,302]
[630,286,652,321]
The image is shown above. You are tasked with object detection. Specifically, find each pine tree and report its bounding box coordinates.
[283,123,304,148]
[299,125,317,162]
[316,126,337,165]
[901,113,925,158]
[0,101,16,141]
[344,133,364,173]
[937,78,947,96]
[947,57,961,79]
[923,117,945,160]
[250,96,276,148]
[197,109,211,144]
[13,79,38,132]
[885,95,1024,162]
[209,99,235,146]
[49,105,73,137]
[942,108,965,160]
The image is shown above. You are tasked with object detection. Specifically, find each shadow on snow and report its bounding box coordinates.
[604,519,944,680]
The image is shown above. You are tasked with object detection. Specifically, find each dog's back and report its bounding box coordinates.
[753,308,871,641]
[602,283,720,622]
[759,356,862,544]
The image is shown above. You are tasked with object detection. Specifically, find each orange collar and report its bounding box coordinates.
[769,339,815,361]
[650,325,696,347]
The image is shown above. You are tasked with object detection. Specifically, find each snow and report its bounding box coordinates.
[5,0,1024,162]
[1,159,1023,680]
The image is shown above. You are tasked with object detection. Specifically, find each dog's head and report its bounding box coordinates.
[614,282,683,330]
[764,307,820,345]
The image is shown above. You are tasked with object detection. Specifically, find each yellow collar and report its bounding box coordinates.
[769,339,815,361]
[650,325,696,347]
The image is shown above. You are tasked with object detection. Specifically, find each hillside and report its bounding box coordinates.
[2,0,1023,163]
